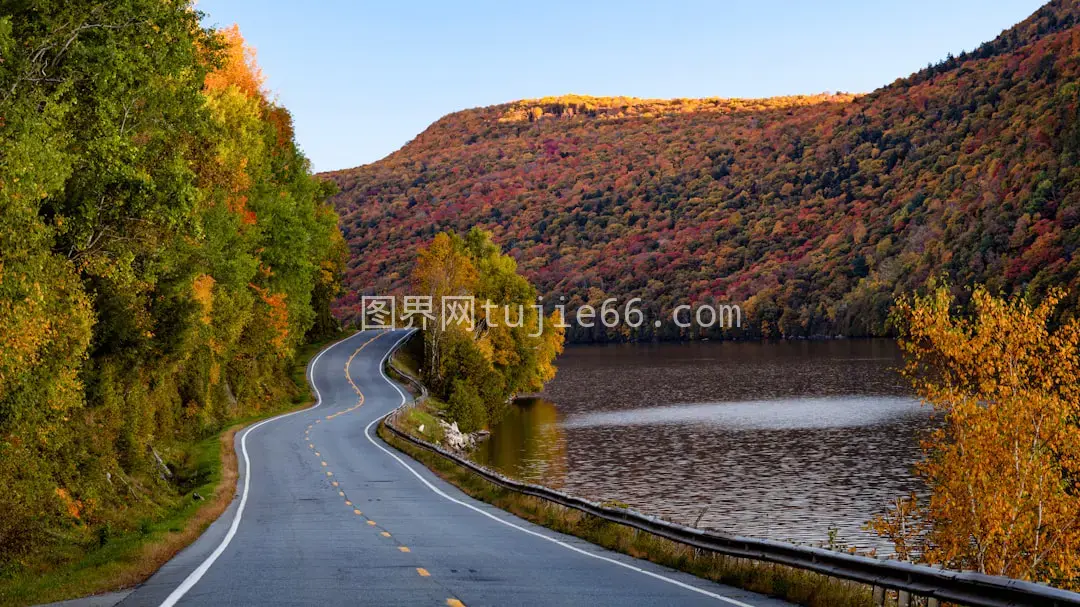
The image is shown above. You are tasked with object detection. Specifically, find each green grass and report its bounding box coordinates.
[378,422,874,607]
[385,342,449,445]
[1,432,225,606]
[0,331,352,607]
[395,396,448,445]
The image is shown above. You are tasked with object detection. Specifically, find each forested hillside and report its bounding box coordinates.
[0,2,342,566]
[327,0,1080,341]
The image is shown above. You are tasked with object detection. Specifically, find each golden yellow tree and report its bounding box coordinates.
[411,232,478,383]
[410,230,565,430]
[872,285,1080,587]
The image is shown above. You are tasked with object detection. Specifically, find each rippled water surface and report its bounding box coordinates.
[473,340,936,551]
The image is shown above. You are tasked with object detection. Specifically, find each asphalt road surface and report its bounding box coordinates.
[116,329,793,606]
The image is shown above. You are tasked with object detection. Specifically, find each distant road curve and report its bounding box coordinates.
[112,329,791,606]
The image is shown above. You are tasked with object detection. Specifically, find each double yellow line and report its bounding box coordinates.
[326,331,387,420]
[317,331,467,604]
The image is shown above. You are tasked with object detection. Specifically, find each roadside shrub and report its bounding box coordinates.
[447,380,485,433]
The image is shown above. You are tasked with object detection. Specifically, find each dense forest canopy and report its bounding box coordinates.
[326,0,1080,341]
[0,2,342,565]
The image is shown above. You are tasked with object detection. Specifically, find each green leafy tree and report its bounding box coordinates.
[0,2,343,566]
[447,380,485,434]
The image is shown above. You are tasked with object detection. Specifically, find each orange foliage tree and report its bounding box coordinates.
[872,284,1080,587]
[203,24,264,98]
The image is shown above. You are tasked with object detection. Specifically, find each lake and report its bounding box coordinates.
[473,339,936,552]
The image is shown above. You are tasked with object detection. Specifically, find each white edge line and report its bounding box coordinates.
[158,332,363,607]
[365,331,756,607]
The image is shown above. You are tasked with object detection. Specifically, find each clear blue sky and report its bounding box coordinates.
[197,1,1046,173]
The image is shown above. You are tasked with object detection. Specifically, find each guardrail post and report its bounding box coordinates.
[897,589,910,607]
[872,585,884,606]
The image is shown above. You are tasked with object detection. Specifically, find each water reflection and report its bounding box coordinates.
[475,398,567,487]
[475,339,936,552]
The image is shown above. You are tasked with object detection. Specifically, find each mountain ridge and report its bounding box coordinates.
[326,0,1080,340]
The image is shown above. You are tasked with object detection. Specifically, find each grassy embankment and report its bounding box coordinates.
[383,342,447,444]
[1,333,351,607]
[380,340,873,607]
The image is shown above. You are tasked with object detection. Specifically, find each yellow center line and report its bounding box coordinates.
[380,531,391,537]
[344,332,386,395]
[320,332,386,421]
[416,568,430,577]
[447,599,465,607]
[304,332,397,539]
[398,546,410,553]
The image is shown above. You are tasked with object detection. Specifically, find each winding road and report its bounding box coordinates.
[116,329,791,606]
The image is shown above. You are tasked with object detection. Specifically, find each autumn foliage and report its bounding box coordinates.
[412,229,564,432]
[872,285,1080,587]
[203,24,265,99]
[0,2,342,570]
[327,0,1080,342]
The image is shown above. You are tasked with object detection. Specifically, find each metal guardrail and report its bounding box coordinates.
[379,341,1080,607]
[386,356,428,402]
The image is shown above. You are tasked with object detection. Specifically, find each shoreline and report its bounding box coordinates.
[381,337,871,607]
